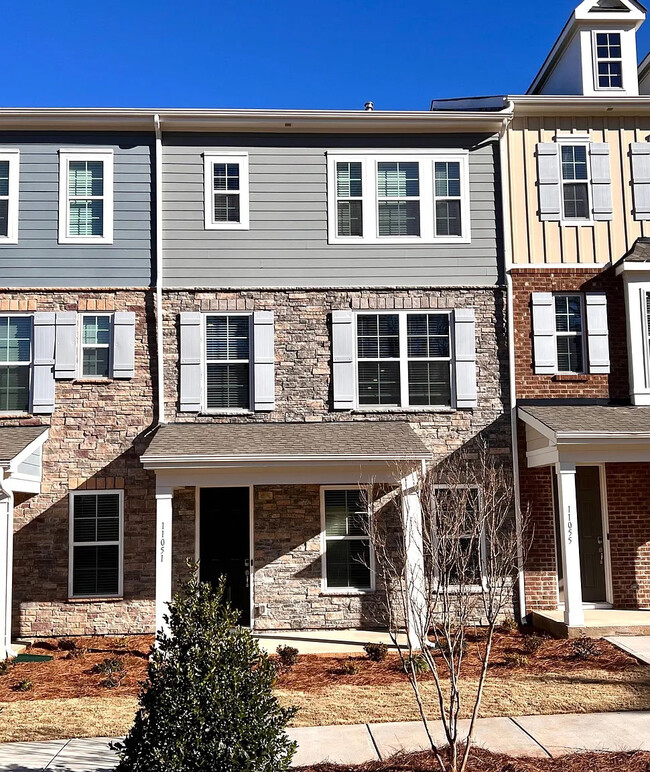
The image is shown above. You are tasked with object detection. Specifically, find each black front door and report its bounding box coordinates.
[199,487,251,625]
[575,466,607,603]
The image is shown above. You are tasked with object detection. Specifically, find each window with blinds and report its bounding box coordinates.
[59,150,113,244]
[205,314,250,410]
[377,161,420,237]
[434,162,462,237]
[204,153,250,230]
[336,161,363,237]
[0,151,19,243]
[81,314,112,378]
[554,294,585,373]
[407,313,451,406]
[0,161,10,239]
[323,488,372,590]
[0,316,31,412]
[434,487,483,585]
[70,492,122,597]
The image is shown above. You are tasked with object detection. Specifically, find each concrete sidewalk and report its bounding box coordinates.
[0,711,649,770]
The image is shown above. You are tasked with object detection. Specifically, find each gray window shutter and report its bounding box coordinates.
[537,143,561,221]
[331,310,355,410]
[585,293,610,374]
[253,311,275,411]
[531,292,556,374]
[453,308,477,409]
[631,143,650,221]
[113,312,136,379]
[179,312,202,412]
[589,143,613,221]
[54,311,77,379]
[32,312,56,414]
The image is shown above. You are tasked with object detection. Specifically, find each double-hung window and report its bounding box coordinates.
[59,150,114,244]
[327,152,470,244]
[0,150,19,244]
[594,32,623,89]
[322,487,373,592]
[0,316,31,413]
[434,486,484,587]
[561,145,590,221]
[69,491,123,598]
[80,314,112,378]
[554,294,585,373]
[204,314,250,411]
[204,153,250,230]
[356,312,452,408]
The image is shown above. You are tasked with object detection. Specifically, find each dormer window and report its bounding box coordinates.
[594,32,623,88]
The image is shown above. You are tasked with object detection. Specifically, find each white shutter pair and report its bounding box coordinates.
[331,309,478,410]
[536,142,613,222]
[179,311,275,412]
[531,292,609,375]
[631,143,650,221]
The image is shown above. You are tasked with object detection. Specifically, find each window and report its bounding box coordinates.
[204,153,250,230]
[322,488,373,591]
[555,294,585,373]
[356,312,452,408]
[0,151,19,243]
[561,145,590,221]
[434,486,484,586]
[204,314,250,410]
[80,314,112,378]
[594,32,623,89]
[327,152,470,244]
[59,150,114,244]
[0,316,31,412]
[69,491,122,598]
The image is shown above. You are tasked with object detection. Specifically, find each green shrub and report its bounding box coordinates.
[363,642,388,662]
[501,617,518,632]
[522,634,545,654]
[403,654,429,675]
[112,572,296,772]
[93,656,126,676]
[276,645,299,668]
[339,659,360,675]
[572,635,601,660]
[13,678,33,692]
[504,653,529,668]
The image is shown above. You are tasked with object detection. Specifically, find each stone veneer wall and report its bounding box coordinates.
[7,290,158,638]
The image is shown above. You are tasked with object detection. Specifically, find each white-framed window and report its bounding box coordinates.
[321,486,374,593]
[0,315,31,413]
[554,294,585,373]
[204,313,251,411]
[79,314,112,378]
[356,311,453,408]
[58,149,114,244]
[560,144,591,221]
[203,152,250,230]
[593,31,623,89]
[327,151,470,244]
[69,489,123,598]
[0,150,19,244]
[433,485,486,588]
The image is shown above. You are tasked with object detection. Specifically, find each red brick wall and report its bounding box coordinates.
[511,268,628,401]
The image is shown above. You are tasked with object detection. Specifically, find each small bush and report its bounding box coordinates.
[504,653,529,668]
[66,647,87,660]
[13,678,33,692]
[276,645,299,668]
[403,654,429,675]
[501,617,518,632]
[58,638,77,651]
[114,636,134,651]
[93,656,126,676]
[339,659,360,675]
[572,635,601,660]
[103,673,125,689]
[0,659,12,676]
[363,642,388,662]
[522,634,545,654]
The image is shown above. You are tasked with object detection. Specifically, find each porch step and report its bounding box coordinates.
[532,609,650,639]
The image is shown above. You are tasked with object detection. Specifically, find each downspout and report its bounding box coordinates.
[498,101,527,623]
[0,472,15,658]
[154,115,165,425]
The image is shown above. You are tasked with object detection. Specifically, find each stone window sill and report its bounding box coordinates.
[67,596,123,603]
[552,374,589,383]
[320,589,375,597]
[352,407,456,414]
[74,378,113,384]
[0,412,32,419]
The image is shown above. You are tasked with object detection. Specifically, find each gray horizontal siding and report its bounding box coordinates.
[0,132,153,287]
[162,133,501,288]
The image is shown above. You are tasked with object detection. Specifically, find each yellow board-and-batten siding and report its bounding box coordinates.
[507,115,650,265]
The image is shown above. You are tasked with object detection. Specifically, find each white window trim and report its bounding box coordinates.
[553,293,587,375]
[68,488,124,599]
[0,313,32,415]
[201,312,253,414]
[320,485,375,595]
[326,150,470,245]
[592,30,624,92]
[0,150,19,244]
[78,313,113,380]
[58,149,114,245]
[354,309,456,410]
[554,136,594,227]
[203,152,250,230]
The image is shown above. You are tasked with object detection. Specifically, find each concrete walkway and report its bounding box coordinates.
[607,635,650,666]
[1,712,649,770]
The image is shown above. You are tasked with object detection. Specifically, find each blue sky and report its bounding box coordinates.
[4,1,650,109]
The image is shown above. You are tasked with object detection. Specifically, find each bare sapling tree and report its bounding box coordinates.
[367,441,526,772]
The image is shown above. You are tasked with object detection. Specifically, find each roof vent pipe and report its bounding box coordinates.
[364,101,374,111]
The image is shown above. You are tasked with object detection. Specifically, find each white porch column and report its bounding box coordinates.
[155,486,173,637]
[401,471,426,650]
[555,462,584,627]
[0,483,15,660]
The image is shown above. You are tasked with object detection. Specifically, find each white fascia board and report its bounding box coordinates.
[509,95,650,115]
[3,429,48,472]
[615,261,650,275]
[517,409,558,442]
[142,453,430,470]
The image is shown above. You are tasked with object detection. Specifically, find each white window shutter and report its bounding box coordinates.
[631,143,650,221]
[179,312,202,412]
[453,308,477,409]
[536,143,561,221]
[531,293,556,374]
[331,310,355,410]
[54,311,77,379]
[589,143,613,221]
[585,293,610,374]
[253,311,275,411]
[113,312,136,379]
[32,312,56,414]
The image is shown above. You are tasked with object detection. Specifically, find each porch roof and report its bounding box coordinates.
[0,426,48,466]
[142,421,430,469]
[0,425,49,494]
[519,404,650,440]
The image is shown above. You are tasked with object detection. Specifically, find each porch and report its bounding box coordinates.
[532,608,650,638]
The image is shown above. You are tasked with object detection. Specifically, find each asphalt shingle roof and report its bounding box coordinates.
[0,426,48,465]
[519,405,650,437]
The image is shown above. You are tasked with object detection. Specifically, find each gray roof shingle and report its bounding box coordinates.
[519,405,650,437]
[0,426,48,465]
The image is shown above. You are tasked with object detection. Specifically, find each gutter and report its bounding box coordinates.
[154,115,165,425]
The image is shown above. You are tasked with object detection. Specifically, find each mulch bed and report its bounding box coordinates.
[295,748,650,771]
